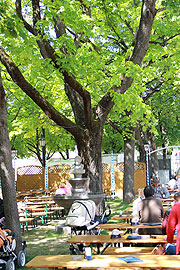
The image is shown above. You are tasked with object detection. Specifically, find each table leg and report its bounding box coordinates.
[98,243,111,255]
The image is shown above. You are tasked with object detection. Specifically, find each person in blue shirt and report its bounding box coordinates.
[151,177,170,199]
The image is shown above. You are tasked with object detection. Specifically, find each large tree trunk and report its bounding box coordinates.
[149,132,159,177]
[0,73,22,253]
[76,123,105,216]
[78,132,103,194]
[64,84,113,215]
[162,143,167,169]
[135,126,146,163]
[123,138,135,203]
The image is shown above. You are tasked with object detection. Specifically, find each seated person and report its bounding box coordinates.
[138,185,164,235]
[174,177,180,190]
[151,177,170,199]
[166,191,180,255]
[65,181,72,195]
[132,188,144,224]
[168,175,178,190]
[162,208,171,235]
[162,192,178,235]
[55,183,67,195]
[55,182,72,195]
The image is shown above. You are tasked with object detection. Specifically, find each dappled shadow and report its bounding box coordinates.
[20,222,70,270]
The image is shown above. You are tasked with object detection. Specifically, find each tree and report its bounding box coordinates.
[0,0,169,204]
[0,72,22,253]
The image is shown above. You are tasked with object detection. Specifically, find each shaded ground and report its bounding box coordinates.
[21,198,127,269]
[23,220,70,259]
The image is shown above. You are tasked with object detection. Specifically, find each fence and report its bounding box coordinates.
[48,164,72,190]
[17,165,44,191]
[16,162,146,193]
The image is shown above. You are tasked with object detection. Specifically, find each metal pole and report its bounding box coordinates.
[45,155,48,189]
[12,150,17,191]
[111,151,115,198]
[146,150,149,186]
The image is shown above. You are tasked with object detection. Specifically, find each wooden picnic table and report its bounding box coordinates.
[25,254,180,269]
[97,222,162,231]
[68,234,172,255]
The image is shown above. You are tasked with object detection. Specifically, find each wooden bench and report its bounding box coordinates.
[111,214,133,222]
[31,211,55,224]
[25,254,180,269]
[51,207,65,218]
[19,217,36,231]
[94,246,154,255]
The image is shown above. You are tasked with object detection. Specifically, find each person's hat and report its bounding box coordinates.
[151,177,160,185]
[111,229,121,239]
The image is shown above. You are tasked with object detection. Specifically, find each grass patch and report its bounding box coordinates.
[106,197,129,223]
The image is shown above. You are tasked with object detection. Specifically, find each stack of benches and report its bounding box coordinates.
[17,192,64,231]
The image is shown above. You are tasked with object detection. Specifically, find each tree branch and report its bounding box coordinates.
[106,118,123,134]
[15,0,35,35]
[142,75,172,102]
[10,106,22,123]
[32,0,41,26]
[63,72,94,130]
[120,0,156,93]
[0,47,82,140]
[155,7,166,14]
[124,19,135,36]
[0,72,6,102]
[96,93,114,124]
[143,82,162,101]
[130,0,156,65]
[103,2,128,53]
[149,32,180,46]
[17,0,94,130]
[107,35,128,52]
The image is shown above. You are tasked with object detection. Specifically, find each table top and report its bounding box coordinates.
[26,201,55,205]
[28,197,53,201]
[25,254,180,269]
[67,234,172,244]
[161,198,174,201]
[97,223,162,230]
